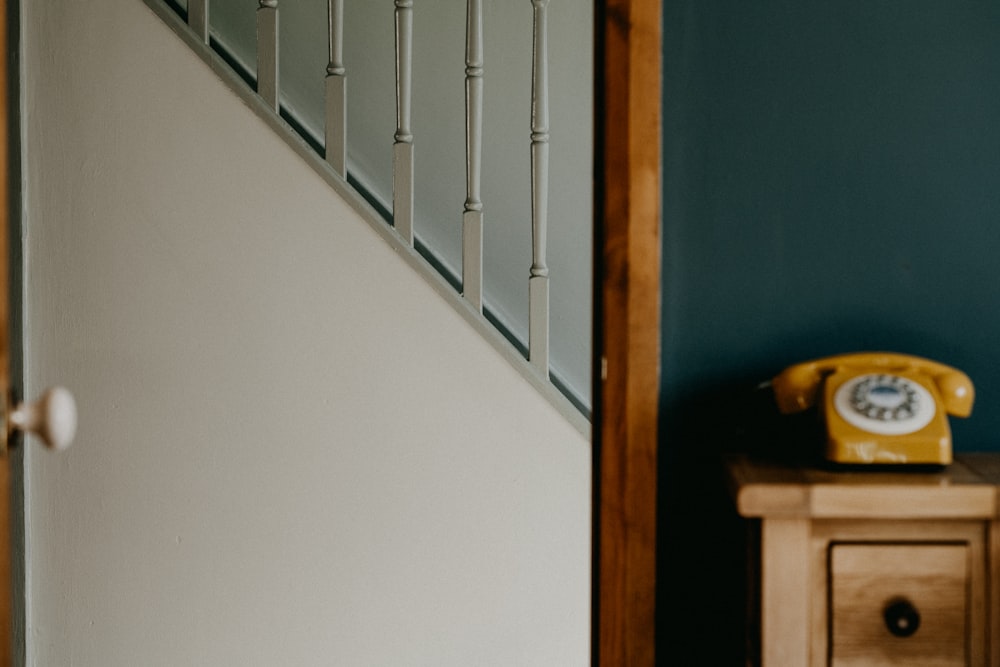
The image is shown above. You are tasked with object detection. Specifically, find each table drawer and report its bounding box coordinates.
[830,543,969,666]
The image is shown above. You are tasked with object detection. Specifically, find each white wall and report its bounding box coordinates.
[20,1,591,665]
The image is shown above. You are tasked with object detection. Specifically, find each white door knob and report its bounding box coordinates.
[10,386,77,450]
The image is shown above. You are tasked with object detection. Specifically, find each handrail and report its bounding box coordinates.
[141,0,591,435]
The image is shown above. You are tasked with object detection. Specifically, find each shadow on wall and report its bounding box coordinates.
[656,376,814,665]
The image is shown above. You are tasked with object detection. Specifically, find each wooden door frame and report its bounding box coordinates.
[593,0,661,665]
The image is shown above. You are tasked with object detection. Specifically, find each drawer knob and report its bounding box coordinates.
[883,597,921,638]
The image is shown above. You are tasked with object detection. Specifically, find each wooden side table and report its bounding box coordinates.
[726,454,1000,666]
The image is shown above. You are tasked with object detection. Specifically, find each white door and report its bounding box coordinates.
[0,1,76,663]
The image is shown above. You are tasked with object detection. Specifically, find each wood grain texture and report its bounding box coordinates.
[991,519,1000,667]
[760,519,810,666]
[812,519,989,666]
[593,0,661,665]
[731,455,997,667]
[728,455,997,519]
[831,544,968,666]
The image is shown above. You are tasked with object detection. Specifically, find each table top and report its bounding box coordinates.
[726,453,1000,520]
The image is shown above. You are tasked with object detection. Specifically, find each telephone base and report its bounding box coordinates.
[825,432,952,467]
[817,460,950,474]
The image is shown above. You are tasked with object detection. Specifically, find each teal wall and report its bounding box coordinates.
[659,1,1000,661]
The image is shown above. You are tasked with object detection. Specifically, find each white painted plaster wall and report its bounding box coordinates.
[20,0,591,665]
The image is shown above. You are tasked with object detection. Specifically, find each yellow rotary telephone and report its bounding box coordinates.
[772,352,974,465]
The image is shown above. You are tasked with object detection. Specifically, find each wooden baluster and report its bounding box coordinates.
[257,0,279,113]
[189,0,209,44]
[462,0,484,310]
[393,0,414,246]
[529,0,550,374]
[325,0,347,178]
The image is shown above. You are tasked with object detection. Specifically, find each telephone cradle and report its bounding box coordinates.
[772,352,974,466]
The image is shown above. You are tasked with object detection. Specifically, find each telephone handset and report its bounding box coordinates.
[772,352,974,465]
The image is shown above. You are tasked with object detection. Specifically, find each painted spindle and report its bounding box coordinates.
[188,0,209,44]
[257,0,279,113]
[325,0,347,177]
[393,0,415,245]
[528,0,550,373]
[462,0,485,310]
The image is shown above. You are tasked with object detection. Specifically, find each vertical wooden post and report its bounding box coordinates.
[462,0,484,311]
[760,520,811,666]
[393,0,414,246]
[257,0,279,113]
[991,520,1000,667]
[528,0,550,374]
[325,0,346,177]
[188,0,209,44]
[593,0,661,665]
